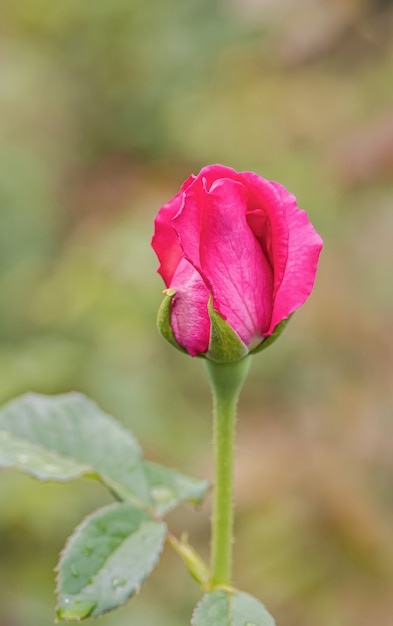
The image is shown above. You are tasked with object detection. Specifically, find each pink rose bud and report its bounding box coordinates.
[152,164,323,362]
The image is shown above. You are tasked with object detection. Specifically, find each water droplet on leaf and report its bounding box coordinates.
[112,577,126,589]
[150,486,173,503]
[71,565,79,577]
[59,599,96,619]
[83,545,93,556]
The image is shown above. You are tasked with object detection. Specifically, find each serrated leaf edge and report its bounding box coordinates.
[0,393,211,516]
[55,502,167,621]
[0,392,152,509]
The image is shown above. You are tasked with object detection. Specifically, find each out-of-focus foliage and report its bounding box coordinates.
[0,0,393,625]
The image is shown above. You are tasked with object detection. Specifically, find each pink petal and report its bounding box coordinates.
[153,167,240,287]
[170,258,210,356]
[242,172,290,302]
[196,164,243,190]
[151,174,195,287]
[267,181,323,333]
[174,176,273,347]
[242,172,322,334]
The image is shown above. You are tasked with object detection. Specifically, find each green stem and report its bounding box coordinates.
[204,357,251,588]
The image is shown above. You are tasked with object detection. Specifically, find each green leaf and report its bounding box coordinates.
[207,297,249,363]
[0,431,92,481]
[0,393,151,506]
[57,502,167,620]
[144,461,210,516]
[192,590,276,626]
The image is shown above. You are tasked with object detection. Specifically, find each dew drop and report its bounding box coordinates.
[70,565,79,577]
[150,486,173,503]
[64,599,96,618]
[112,577,126,589]
[64,598,70,605]
[83,545,93,556]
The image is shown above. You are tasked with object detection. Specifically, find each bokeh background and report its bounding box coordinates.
[1,0,393,624]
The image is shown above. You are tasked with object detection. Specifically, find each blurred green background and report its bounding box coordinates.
[1,0,393,624]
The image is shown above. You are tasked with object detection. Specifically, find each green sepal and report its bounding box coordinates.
[168,533,211,589]
[157,288,187,354]
[250,314,293,356]
[206,297,249,363]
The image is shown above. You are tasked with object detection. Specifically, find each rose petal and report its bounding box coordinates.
[151,174,196,286]
[242,172,290,302]
[242,172,322,334]
[196,164,242,191]
[170,258,210,356]
[267,181,323,333]
[174,176,273,346]
[152,165,323,356]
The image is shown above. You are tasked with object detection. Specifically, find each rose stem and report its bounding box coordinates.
[204,358,251,588]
